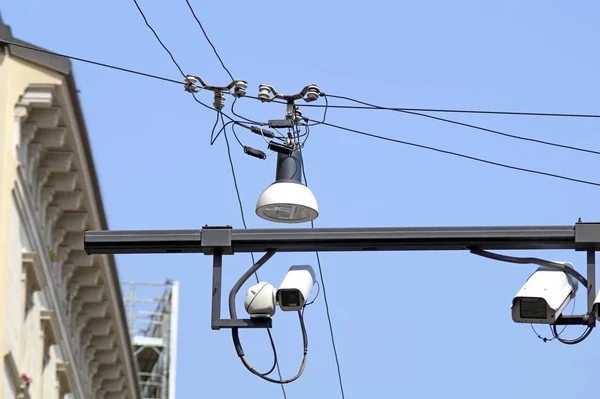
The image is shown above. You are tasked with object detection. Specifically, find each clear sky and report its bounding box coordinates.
[4,1,600,398]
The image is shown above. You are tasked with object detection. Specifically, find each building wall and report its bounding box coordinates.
[0,44,139,399]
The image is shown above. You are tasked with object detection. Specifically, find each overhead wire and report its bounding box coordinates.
[221,118,288,396]
[295,126,346,399]
[309,119,600,188]
[296,94,600,119]
[321,94,600,156]
[183,0,235,80]
[131,0,186,77]
[0,39,184,85]
[4,37,600,124]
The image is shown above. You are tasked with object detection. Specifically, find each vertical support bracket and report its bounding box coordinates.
[587,250,596,327]
[204,226,272,330]
[211,251,223,330]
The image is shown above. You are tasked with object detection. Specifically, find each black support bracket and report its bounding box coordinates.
[575,223,600,251]
[205,227,272,330]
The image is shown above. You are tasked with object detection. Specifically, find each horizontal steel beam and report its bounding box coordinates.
[82,224,598,255]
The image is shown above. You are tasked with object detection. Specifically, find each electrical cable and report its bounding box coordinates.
[396,110,600,157]
[470,249,587,287]
[296,127,346,399]
[530,296,575,343]
[232,311,308,384]
[304,280,321,307]
[300,94,600,156]
[231,97,266,125]
[221,120,288,395]
[183,0,234,80]
[210,111,222,144]
[298,94,600,119]
[306,93,329,126]
[226,249,307,385]
[0,39,183,85]
[310,119,600,188]
[230,122,245,148]
[401,110,600,156]
[4,38,600,123]
[551,324,594,345]
[131,0,186,77]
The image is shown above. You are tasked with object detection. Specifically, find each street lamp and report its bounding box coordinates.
[256,150,318,223]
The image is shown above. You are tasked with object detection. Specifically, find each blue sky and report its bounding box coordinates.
[4,1,600,398]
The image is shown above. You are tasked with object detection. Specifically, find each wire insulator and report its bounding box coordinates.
[234,81,247,97]
[258,85,271,102]
[305,84,320,102]
[214,91,225,110]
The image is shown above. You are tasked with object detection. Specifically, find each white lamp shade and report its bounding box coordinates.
[256,182,318,223]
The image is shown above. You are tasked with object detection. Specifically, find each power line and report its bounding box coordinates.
[401,109,600,156]
[221,118,288,398]
[0,39,183,85]
[322,94,600,156]
[303,94,600,119]
[5,38,599,125]
[131,0,186,77]
[310,119,600,188]
[183,0,234,81]
[297,127,346,399]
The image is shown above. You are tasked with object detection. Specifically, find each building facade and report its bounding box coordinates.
[0,16,140,399]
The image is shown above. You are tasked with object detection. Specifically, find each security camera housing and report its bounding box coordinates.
[245,282,276,318]
[277,265,316,311]
[512,263,578,324]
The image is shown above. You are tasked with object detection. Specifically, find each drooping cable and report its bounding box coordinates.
[470,249,587,286]
[232,312,308,384]
[231,97,266,126]
[131,0,186,77]
[530,296,575,343]
[183,0,234,80]
[221,120,288,395]
[551,323,594,345]
[306,93,329,126]
[0,39,183,85]
[296,126,346,399]
[228,251,308,385]
[309,119,600,188]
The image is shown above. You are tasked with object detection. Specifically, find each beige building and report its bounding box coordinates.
[0,16,140,399]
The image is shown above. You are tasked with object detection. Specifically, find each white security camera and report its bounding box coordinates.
[277,265,316,311]
[512,263,578,324]
[245,282,276,318]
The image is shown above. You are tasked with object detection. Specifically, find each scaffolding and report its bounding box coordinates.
[122,278,179,399]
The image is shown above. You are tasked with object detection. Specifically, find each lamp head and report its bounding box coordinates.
[256,150,318,224]
[256,182,318,223]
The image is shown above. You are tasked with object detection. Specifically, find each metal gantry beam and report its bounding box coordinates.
[84,223,600,330]
[84,224,600,255]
